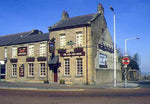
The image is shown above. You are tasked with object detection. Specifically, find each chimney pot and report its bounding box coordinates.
[62,10,69,20]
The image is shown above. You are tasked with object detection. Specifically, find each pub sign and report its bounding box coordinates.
[18,47,27,56]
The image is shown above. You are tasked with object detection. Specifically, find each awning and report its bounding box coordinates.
[48,56,59,65]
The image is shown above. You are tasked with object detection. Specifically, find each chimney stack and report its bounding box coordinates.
[97,3,104,15]
[62,10,69,20]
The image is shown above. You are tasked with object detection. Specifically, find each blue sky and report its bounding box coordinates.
[0,0,150,73]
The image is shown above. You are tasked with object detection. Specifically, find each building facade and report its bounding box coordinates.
[0,3,121,84]
[0,30,50,83]
[48,4,121,84]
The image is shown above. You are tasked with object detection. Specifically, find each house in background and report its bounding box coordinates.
[0,30,50,83]
[48,3,121,85]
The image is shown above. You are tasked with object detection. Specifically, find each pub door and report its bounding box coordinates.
[54,66,58,82]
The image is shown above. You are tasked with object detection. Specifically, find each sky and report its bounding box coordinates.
[0,0,150,74]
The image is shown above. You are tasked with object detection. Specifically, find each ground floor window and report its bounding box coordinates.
[28,63,34,76]
[64,59,70,76]
[39,63,46,77]
[76,58,83,76]
[12,64,17,77]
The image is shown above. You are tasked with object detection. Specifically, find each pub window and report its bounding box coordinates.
[28,63,34,76]
[12,64,17,77]
[76,58,83,76]
[29,44,34,57]
[60,34,66,48]
[40,43,46,56]
[64,59,70,76]
[76,32,83,47]
[12,46,17,58]
[4,47,7,58]
[39,63,46,77]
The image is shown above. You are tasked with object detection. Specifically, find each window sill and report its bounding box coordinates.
[39,76,46,78]
[75,75,84,78]
[27,76,34,78]
[12,76,17,78]
[63,75,71,77]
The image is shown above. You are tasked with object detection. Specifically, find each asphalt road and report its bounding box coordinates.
[0,88,150,104]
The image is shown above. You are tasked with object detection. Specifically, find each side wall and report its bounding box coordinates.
[91,14,121,84]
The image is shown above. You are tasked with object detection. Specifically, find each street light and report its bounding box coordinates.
[110,6,117,87]
[124,37,140,88]
[125,37,140,56]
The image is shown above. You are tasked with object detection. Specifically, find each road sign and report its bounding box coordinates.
[122,57,130,65]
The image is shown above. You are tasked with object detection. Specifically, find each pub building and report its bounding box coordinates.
[0,3,121,84]
[48,3,121,85]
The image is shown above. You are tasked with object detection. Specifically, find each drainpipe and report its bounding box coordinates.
[47,41,49,82]
[86,26,88,85]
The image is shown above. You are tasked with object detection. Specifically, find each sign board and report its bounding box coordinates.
[19,64,24,77]
[122,57,130,65]
[18,47,27,56]
[99,53,107,68]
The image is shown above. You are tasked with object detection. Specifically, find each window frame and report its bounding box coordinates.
[28,44,34,57]
[60,34,66,48]
[4,47,7,58]
[64,59,70,76]
[76,31,83,47]
[40,43,46,56]
[28,63,34,77]
[12,64,17,77]
[76,58,83,76]
[12,46,17,58]
[39,63,46,77]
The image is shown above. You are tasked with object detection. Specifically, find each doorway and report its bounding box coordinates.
[0,64,6,81]
[54,68,58,82]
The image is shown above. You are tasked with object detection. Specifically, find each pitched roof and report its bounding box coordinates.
[0,31,49,46]
[50,13,100,31]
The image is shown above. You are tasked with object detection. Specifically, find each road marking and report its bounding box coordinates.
[0,87,85,91]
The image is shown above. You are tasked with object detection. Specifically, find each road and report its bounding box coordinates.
[0,88,150,104]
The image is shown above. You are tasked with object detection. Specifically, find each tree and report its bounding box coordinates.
[132,53,141,66]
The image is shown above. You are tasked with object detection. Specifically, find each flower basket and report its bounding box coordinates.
[26,57,35,62]
[58,49,66,54]
[74,47,83,53]
[10,58,18,63]
[60,79,65,84]
[37,56,47,61]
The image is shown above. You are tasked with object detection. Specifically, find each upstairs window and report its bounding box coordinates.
[12,47,17,58]
[4,47,7,58]
[76,32,82,47]
[60,34,66,48]
[28,44,34,57]
[40,43,46,56]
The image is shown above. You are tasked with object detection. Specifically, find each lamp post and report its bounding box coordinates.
[110,6,116,87]
[124,37,140,87]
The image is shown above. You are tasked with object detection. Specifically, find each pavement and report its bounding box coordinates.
[0,81,140,91]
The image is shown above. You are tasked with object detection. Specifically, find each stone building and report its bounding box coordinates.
[0,30,49,83]
[48,3,121,85]
[0,3,121,84]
